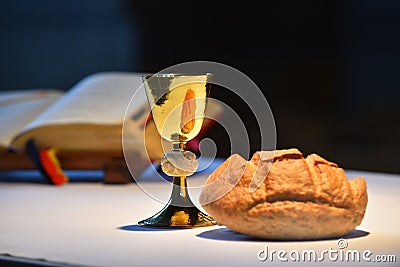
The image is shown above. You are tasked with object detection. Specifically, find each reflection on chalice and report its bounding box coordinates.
[139,73,217,227]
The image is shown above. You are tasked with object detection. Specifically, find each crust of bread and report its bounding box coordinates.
[200,149,368,240]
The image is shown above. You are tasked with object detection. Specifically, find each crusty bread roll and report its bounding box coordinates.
[200,149,368,240]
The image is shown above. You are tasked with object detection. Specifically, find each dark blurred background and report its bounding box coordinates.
[1,0,399,173]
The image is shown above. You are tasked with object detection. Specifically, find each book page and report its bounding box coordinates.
[19,72,148,132]
[0,90,63,149]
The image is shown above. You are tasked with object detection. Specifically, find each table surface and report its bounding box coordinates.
[1,170,399,267]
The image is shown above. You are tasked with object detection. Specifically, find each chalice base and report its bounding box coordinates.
[138,176,216,228]
[138,203,216,228]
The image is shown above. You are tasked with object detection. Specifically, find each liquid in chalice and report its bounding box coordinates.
[147,81,208,141]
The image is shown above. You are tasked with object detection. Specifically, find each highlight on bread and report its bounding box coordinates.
[199,148,368,240]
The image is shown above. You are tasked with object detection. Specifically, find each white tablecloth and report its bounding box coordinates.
[1,170,399,266]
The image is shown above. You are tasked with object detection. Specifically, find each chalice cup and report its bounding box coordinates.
[139,73,217,227]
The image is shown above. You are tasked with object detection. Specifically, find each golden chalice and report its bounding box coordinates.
[139,73,216,227]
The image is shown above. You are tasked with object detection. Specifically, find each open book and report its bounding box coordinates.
[0,72,221,182]
[0,72,154,152]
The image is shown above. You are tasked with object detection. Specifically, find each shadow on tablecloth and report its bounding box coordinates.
[196,227,369,242]
[118,224,190,232]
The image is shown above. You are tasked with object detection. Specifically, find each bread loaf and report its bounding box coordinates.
[199,149,368,240]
